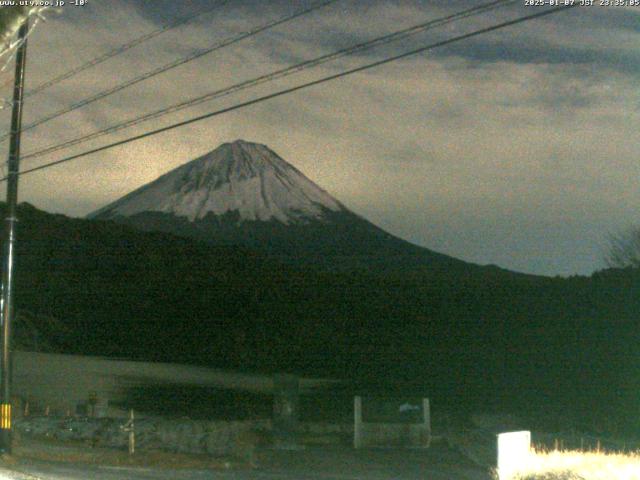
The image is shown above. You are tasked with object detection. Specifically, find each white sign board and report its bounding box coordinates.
[497,430,531,480]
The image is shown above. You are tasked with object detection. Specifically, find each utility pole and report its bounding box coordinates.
[0,19,29,454]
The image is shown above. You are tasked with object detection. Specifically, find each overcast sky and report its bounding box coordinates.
[0,0,638,277]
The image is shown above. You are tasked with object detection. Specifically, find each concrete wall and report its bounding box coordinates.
[354,396,431,448]
[357,422,431,448]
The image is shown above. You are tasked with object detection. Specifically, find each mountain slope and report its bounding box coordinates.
[89,140,470,270]
[5,202,640,434]
[90,140,345,224]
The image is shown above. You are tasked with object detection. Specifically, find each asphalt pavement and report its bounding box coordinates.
[0,444,492,480]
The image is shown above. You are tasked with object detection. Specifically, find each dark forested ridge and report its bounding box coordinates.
[6,202,640,434]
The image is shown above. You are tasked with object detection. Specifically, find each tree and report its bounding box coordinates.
[605,227,640,268]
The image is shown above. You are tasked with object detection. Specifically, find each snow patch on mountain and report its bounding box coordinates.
[89,140,345,224]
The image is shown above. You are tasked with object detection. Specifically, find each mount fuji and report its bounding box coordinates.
[88,140,469,270]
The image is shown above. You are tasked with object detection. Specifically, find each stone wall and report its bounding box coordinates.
[16,416,272,456]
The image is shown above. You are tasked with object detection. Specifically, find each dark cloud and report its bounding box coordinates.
[240,2,640,83]
[120,0,213,25]
[120,0,331,27]
[496,82,595,112]
[433,40,640,74]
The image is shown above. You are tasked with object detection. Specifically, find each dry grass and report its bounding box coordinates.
[501,449,640,480]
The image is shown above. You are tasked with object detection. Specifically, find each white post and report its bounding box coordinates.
[128,409,135,455]
[354,396,362,449]
[422,398,431,448]
[497,431,531,480]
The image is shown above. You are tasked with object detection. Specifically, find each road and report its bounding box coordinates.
[0,445,492,480]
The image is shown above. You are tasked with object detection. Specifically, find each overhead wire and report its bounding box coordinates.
[1,4,579,182]
[20,0,230,101]
[0,0,339,144]
[22,0,516,163]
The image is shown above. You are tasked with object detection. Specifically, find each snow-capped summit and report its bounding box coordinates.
[89,140,463,270]
[89,140,345,224]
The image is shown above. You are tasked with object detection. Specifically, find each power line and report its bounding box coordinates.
[1,5,578,183]
[13,4,576,178]
[21,0,230,100]
[22,0,516,162]
[0,0,338,144]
